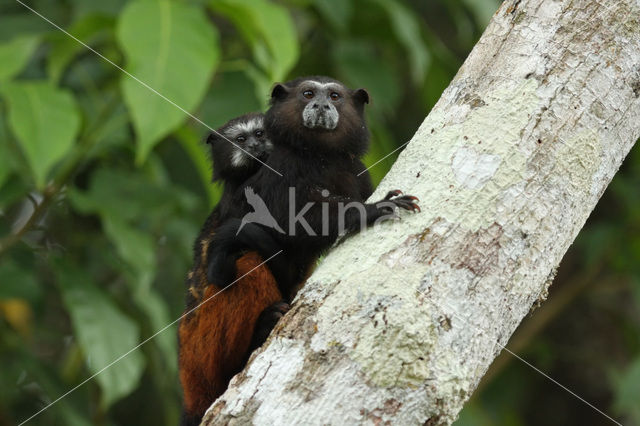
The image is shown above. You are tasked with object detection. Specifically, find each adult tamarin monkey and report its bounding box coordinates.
[178,113,289,426]
[207,75,420,325]
[186,77,420,425]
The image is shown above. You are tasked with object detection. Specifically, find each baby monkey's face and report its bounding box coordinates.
[224,116,273,166]
[208,113,273,182]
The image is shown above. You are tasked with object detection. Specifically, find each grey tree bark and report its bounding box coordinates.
[203,0,640,424]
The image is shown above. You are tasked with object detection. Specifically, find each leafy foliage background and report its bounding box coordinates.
[0,0,638,425]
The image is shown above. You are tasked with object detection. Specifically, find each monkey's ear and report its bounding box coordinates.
[206,132,220,145]
[354,88,370,104]
[270,83,289,100]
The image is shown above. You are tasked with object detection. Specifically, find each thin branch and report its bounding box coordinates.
[0,97,120,257]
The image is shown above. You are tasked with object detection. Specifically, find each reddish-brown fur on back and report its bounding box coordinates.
[178,252,282,417]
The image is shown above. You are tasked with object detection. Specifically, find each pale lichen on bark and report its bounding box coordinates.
[203,0,640,424]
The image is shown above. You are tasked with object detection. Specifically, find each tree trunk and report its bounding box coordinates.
[203,0,640,424]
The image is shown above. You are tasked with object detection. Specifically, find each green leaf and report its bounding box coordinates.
[0,14,50,43]
[243,64,273,110]
[133,289,177,375]
[55,259,145,408]
[2,82,80,188]
[0,176,30,210]
[0,259,40,302]
[116,0,220,164]
[68,167,197,223]
[422,58,453,110]
[199,71,262,129]
[461,0,501,27]
[68,165,198,289]
[211,0,299,82]
[371,0,430,84]
[48,14,115,83]
[174,125,220,209]
[332,40,401,116]
[0,115,13,189]
[0,35,39,81]
[68,169,156,290]
[613,357,640,423]
[70,0,128,17]
[102,215,155,291]
[313,0,353,33]
[363,122,400,186]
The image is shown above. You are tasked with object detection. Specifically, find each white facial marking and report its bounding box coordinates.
[225,117,264,140]
[305,81,340,91]
[301,80,341,130]
[231,149,248,167]
[302,104,339,130]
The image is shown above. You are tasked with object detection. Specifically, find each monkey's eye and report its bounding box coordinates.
[254,129,264,138]
[236,135,246,143]
[330,92,341,101]
[303,90,314,99]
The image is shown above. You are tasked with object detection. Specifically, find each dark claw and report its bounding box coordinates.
[378,191,421,215]
[384,189,403,200]
[390,194,421,213]
[270,301,290,315]
[394,202,412,211]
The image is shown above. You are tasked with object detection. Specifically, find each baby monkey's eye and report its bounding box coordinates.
[236,135,246,143]
[303,90,314,99]
[254,129,264,138]
[330,92,341,101]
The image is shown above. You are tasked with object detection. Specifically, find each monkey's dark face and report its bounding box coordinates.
[265,77,370,156]
[299,81,343,130]
[207,113,273,183]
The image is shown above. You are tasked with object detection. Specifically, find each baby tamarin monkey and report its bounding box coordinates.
[178,113,288,426]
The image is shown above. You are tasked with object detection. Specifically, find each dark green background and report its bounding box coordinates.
[0,0,638,425]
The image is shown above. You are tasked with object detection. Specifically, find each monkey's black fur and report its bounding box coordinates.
[185,112,274,308]
[180,113,288,426]
[206,218,295,295]
[207,76,419,297]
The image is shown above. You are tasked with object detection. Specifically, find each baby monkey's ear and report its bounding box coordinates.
[206,132,220,145]
[354,88,370,104]
[270,83,289,101]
